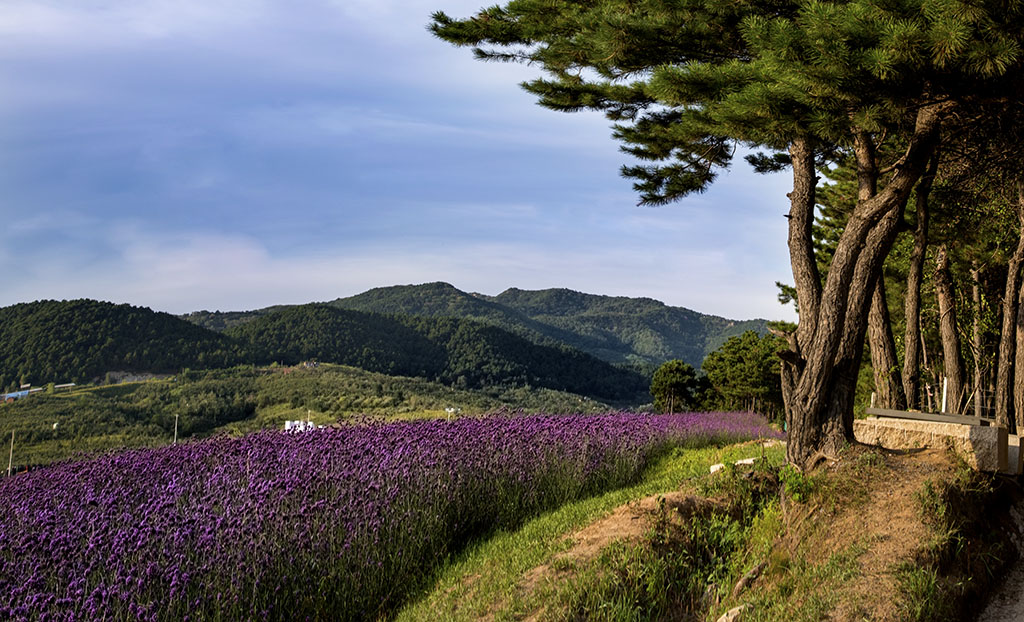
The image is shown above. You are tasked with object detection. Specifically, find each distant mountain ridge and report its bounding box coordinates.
[226,304,647,401]
[327,282,767,368]
[485,287,766,367]
[183,282,768,368]
[0,298,646,402]
[0,300,244,388]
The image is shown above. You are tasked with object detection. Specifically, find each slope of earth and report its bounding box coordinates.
[329,282,768,368]
[491,287,768,367]
[0,299,244,388]
[396,440,786,621]
[1,363,618,470]
[978,488,1024,621]
[225,304,648,402]
[398,444,1018,621]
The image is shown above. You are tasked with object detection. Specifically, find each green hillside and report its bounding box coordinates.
[227,304,647,402]
[0,299,647,402]
[327,282,598,350]
[0,300,243,389]
[329,281,506,318]
[491,287,767,366]
[328,283,767,367]
[180,306,290,332]
[0,287,763,400]
[181,283,768,369]
[1,364,615,469]
[224,305,444,378]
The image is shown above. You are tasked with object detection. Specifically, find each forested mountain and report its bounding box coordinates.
[227,304,648,401]
[327,282,595,352]
[330,282,510,319]
[329,282,767,367]
[0,298,646,401]
[225,305,444,379]
[489,287,766,366]
[0,300,243,389]
[179,306,290,332]
[180,283,767,368]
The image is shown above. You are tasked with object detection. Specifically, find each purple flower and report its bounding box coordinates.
[0,411,779,621]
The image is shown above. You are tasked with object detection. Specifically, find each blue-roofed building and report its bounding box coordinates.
[2,390,31,403]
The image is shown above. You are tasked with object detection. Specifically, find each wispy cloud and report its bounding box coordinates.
[0,0,798,323]
[0,1,273,42]
[0,218,794,320]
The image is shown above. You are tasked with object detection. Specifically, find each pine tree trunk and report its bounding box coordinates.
[858,132,907,411]
[1015,282,1024,429]
[781,102,948,468]
[780,135,823,457]
[869,276,907,409]
[997,182,1024,430]
[1014,184,1024,430]
[903,157,935,410]
[971,262,983,417]
[935,244,965,413]
[922,331,936,411]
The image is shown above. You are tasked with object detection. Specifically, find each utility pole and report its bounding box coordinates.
[7,430,13,477]
[174,413,179,445]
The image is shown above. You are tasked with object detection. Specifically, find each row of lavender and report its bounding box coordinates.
[0,411,781,621]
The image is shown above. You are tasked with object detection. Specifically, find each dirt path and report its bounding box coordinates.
[520,491,727,595]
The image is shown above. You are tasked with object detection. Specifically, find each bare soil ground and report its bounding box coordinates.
[520,491,728,596]
[519,446,969,621]
[796,447,951,621]
[440,444,1019,621]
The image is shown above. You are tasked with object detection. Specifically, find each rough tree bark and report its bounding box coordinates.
[869,277,906,409]
[921,331,936,411]
[782,102,949,468]
[1016,275,1024,429]
[997,181,1024,430]
[971,261,983,417]
[935,244,965,413]
[859,132,908,410]
[902,156,936,410]
[779,135,820,435]
[1014,182,1024,430]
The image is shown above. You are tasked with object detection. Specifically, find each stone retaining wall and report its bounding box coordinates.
[853,417,1008,473]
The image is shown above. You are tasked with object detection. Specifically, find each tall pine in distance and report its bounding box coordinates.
[432,0,1024,467]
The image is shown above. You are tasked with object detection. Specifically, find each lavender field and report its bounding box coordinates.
[0,412,781,621]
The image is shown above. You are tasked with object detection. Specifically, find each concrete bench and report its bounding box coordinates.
[865,407,994,426]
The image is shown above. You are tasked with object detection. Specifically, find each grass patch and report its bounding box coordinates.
[744,541,866,622]
[397,442,785,621]
[554,512,744,620]
[403,443,1019,622]
[896,459,1014,621]
[778,464,814,502]
[894,563,953,621]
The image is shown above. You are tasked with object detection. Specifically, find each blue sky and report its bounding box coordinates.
[0,0,796,321]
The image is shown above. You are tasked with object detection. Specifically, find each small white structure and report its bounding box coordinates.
[284,420,316,432]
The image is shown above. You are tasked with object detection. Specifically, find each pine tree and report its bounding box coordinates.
[650,360,699,413]
[432,0,1024,467]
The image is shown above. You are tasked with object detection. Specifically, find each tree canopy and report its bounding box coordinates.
[702,330,786,419]
[650,359,699,412]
